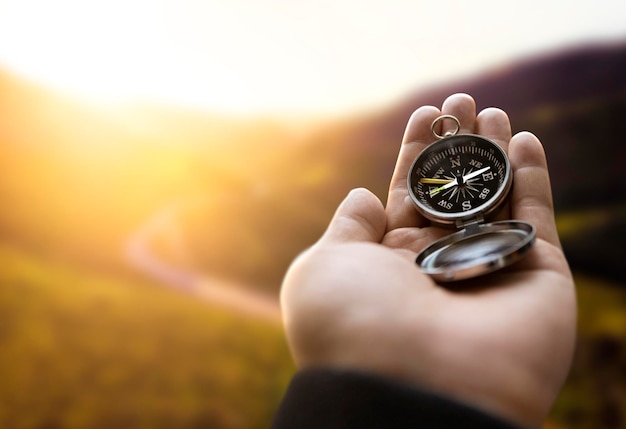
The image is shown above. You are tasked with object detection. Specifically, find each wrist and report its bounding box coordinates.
[273,368,523,429]
[293,319,560,429]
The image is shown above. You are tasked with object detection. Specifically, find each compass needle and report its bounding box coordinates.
[428,178,458,197]
[463,166,491,182]
[420,178,455,185]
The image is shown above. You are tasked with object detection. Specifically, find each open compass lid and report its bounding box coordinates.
[416,220,536,282]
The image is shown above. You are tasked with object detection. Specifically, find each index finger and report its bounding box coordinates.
[385,105,440,230]
[386,94,476,231]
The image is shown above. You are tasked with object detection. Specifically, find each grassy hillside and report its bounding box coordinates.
[0,242,293,429]
[2,239,625,428]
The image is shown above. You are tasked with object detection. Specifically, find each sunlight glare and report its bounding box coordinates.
[0,0,258,110]
[0,0,625,114]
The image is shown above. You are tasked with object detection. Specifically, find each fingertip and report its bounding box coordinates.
[402,105,441,144]
[476,108,512,150]
[345,187,386,216]
[346,186,382,202]
[323,188,387,244]
[509,131,547,169]
[514,131,540,140]
[441,93,477,134]
[477,107,508,119]
[442,93,476,109]
[408,104,440,119]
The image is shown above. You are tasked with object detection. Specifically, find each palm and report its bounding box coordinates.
[280,94,577,428]
[381,227,575,400]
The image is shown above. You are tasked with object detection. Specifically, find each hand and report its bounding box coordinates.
[280,94,577,428]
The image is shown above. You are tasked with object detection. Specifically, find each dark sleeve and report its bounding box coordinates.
[271,368,521,429]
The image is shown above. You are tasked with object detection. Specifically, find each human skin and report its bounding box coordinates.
[280,93,577,428]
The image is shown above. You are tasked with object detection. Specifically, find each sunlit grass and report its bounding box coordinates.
[556,207,617,240]
[548,273,626,429]
[0,242,294,429]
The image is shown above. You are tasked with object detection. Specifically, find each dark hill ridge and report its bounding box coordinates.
[304,41,626,209]
[402,41,626,115]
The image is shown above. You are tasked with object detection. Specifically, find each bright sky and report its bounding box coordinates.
[0,0,625,115]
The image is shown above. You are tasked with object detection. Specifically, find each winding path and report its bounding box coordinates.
[125,201,282,324]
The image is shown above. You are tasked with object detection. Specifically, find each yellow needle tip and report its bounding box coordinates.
[419,178,454,185]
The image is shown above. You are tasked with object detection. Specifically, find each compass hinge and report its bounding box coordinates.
[456,215,484,232]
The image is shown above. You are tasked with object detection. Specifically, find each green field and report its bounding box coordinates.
[550,274,626,429]
[0,242,294,429]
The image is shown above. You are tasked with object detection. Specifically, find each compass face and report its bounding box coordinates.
[407,134,511,224]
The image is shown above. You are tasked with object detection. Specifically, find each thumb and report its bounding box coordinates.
[321,188,387,244]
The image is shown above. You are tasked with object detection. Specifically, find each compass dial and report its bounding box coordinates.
[407,134,512,225]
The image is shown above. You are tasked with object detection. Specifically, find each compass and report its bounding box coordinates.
[407,115,536,282]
